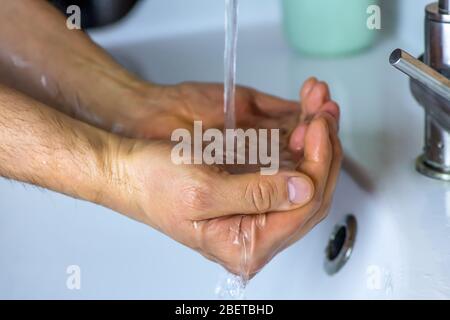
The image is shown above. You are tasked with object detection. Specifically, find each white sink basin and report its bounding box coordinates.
[1,3,450,299]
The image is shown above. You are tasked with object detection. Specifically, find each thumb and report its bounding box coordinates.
[207,171,314,217]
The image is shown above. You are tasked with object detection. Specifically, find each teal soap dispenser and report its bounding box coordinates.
[282,0,380,57]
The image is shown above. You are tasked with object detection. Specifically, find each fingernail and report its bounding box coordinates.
[303,77,317,96]
[288,177,313,205]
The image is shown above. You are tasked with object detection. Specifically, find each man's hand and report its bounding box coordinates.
[107,112,341,277]
[119,78,339,136]
[0,0,342,277]
[0,79,341,278]
[115,78,340,165]
[102,80,342,277]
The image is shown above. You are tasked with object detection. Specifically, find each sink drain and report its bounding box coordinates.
[324,215,357,275]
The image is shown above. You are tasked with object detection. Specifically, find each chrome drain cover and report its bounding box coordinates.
[324,215,357,275]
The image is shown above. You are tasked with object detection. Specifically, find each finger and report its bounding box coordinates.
[321,100,340,123]
[300,77,318,100]
[301,81,331,118]
[297,116,333,198]
[258,117,334,236]
[250,89,300,116]
[309,114,342,222]
[289,81,334,154]
[286,115,343,246]
[289,123,307,153]
[223,125,342,277]
[201,170,315,219]
[289,99,340,151]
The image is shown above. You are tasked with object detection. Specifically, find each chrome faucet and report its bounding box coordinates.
[390,0,450,181]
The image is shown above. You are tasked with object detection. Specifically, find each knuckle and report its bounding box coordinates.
[179,177,211,213]
[245,177,279,213]
[175,82,195,102]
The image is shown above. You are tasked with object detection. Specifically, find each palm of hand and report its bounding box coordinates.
[131,79,340,278]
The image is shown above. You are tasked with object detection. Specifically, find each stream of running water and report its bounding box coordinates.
[223,0,238,130]
[215,0,249,300]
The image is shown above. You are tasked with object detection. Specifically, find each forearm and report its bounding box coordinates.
[0,0,147,131]
[0,84,120,207]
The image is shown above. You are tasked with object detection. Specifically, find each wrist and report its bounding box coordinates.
[59,56,161,135]
[96,76,168,137]
[83,70,148,130]
[99,133,151,225]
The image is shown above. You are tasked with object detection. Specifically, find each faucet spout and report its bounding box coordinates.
[389,2,450,181]
[390,49,450,101]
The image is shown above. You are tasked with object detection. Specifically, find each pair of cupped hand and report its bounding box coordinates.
[112,77,342,278]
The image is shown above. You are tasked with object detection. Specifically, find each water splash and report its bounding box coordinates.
[215,272,246,299]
